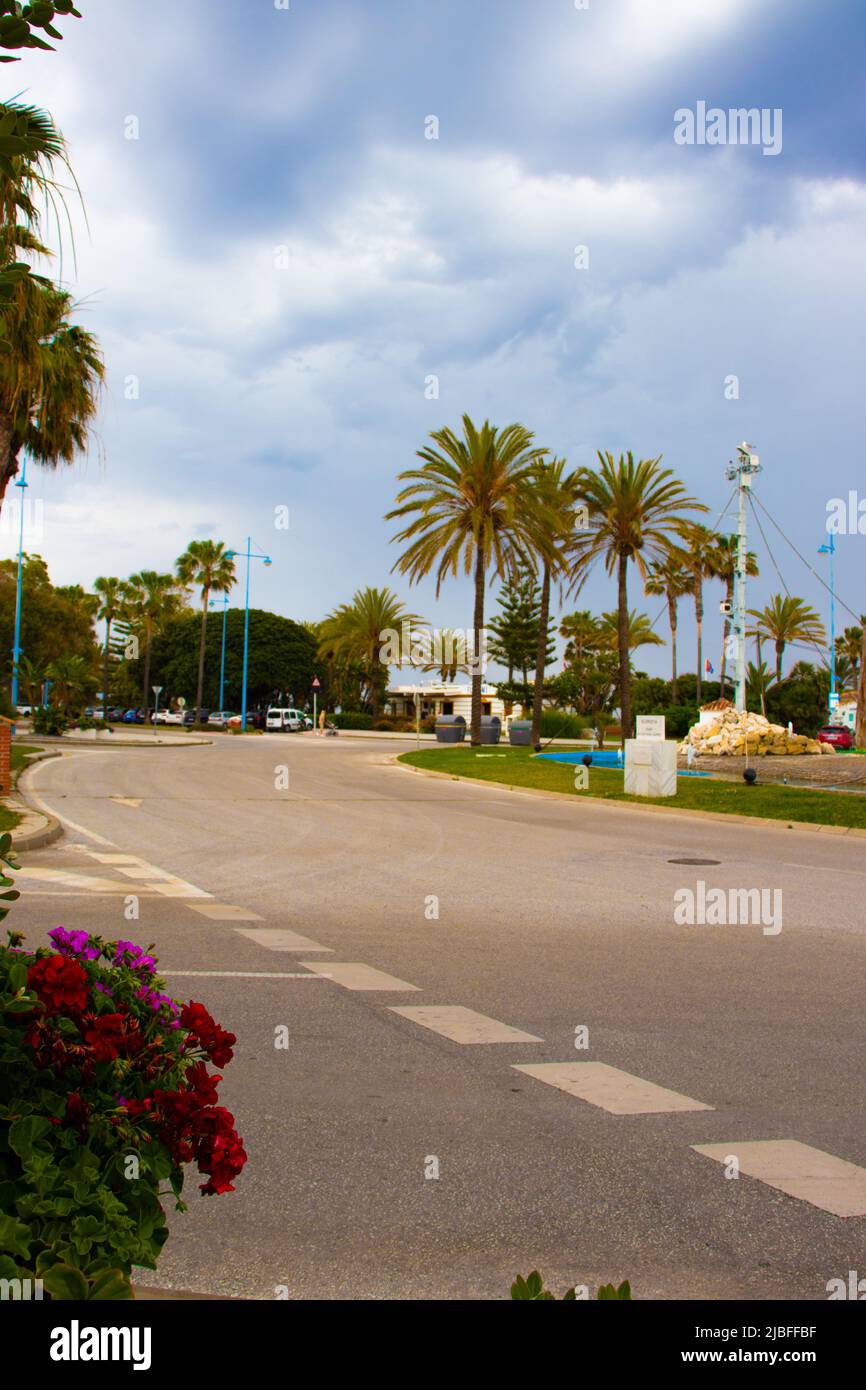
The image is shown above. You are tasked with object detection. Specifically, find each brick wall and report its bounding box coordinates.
[0,722,11,797]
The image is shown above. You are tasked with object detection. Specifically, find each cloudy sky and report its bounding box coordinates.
[4,0,865,681]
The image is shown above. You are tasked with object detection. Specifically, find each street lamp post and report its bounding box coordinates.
[209,593,230,713]
[725,442,761,713]
[225,539,272,731]
[10,457,28,717]
[818,534,836,717]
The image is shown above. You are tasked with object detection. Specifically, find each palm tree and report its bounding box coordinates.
[318,587,424,720]
[0,282,104,507]
[560,610,602,665]
[386,415,552,744]
[122,571,183,718]
[677,524,723,706]
[93,576,125,719]
[15,653,43,707]
[747,595,826,682]
[529,458,578,746]
[746,660,775,717]
[570,452,705,738]
[419,628,471,682]
[836,625,862,686]
[45,653,94,714]
[598,609,665,656]
[712,534,759,696]
[644,551,693,703]
[175,541,236,724]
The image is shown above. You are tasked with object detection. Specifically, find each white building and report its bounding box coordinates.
[835,691,857,732]
[385,682,507,723]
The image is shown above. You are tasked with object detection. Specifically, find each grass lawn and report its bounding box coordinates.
[399,745,866,830]
[11,742,41,781]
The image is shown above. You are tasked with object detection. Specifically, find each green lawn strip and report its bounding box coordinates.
[399,746,866,829]
[11,742,41,780]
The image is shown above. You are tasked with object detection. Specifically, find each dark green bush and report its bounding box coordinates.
[330,711,373,730]
[31,706,67,737]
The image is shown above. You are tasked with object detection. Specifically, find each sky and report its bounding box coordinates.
[3,0,865,684]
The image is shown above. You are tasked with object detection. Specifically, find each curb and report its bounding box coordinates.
[5,748,64,851]
[395,757,866,840]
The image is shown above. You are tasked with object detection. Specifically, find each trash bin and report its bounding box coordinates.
[509,719,532,746]
[435,715,466,743]
[479,715,502,745]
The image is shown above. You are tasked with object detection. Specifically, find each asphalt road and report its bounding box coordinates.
[14,736,866,1301]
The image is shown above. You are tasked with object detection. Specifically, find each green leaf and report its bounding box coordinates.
[43,1263,89,1300]
[9,1115,53,1159]
[88,1269,133,1301]
[0,1213,32,1258]
[8,961,27,990]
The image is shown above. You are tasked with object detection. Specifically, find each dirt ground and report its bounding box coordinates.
[680,751,866,787]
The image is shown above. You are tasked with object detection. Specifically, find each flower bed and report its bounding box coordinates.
[0,835,246,1300]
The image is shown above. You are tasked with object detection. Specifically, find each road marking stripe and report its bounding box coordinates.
[512,1062,713,1114]
[391,1005,542,1044]
[186,904,265,921]
[110,797,142,808]
[692,1140,866,1217]
[302,962,419,992]
[162,970,330,980]
[235,928,333,951]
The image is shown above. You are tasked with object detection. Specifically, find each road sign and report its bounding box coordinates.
[829,692,840,709]
[152,686,163,696]
[312,676,321,690]
[177,696,186,709]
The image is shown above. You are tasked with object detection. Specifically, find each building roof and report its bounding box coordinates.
[700,697,735,711]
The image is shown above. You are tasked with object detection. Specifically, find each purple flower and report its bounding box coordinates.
[48,927,100,960]
[115,940,157,975]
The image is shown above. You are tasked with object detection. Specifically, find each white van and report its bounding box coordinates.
[266,707,306,732]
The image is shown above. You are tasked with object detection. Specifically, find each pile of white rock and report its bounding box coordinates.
[679,708,833,757]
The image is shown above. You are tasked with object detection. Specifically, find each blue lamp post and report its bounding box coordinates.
[10,457,28,718]
[225,539,272,731]
[209,593,230,713]
[818,534,836,717]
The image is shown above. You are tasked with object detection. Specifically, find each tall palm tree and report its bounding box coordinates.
[318,587,424,720]
[93,576,125,719]
[597,608,665,656]
[570,452,705,738]
[677,523,723,706]
[0,282,104,506]
[560,610,602,665]
[712,534,759,696]
[529,457,578,746]
[175,541,236,724]
[747,595,826,682]
[122,571,183,718]
[386,415,552,744]
[644,551,693,703]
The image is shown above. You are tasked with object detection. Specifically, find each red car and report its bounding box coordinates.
[816,724,854,750]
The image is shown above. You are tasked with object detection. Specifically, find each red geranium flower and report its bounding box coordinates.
[27,954,89,1013]
[83,1010,142,1062]
[180,1000,236,1067]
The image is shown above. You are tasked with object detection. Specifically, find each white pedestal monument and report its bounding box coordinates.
[624,716,677,797]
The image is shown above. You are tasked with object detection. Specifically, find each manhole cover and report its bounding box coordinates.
[668,858,721,866]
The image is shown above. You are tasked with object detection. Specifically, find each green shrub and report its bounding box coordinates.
[539,712,591,740]
[31,706,68,737]
[511,1271,631,1300]
[330,711,373,730]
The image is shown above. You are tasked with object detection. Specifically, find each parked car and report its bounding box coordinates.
[227,709,267,730]
[160,710,185,726]
[108,707,126,722]
[123,709,146,724]
[182,709,210,726]
[208,710,236,728]
[816,724,855,750]
[83,707,105,721]
[266,707,306,732]
[15,705,33,718]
